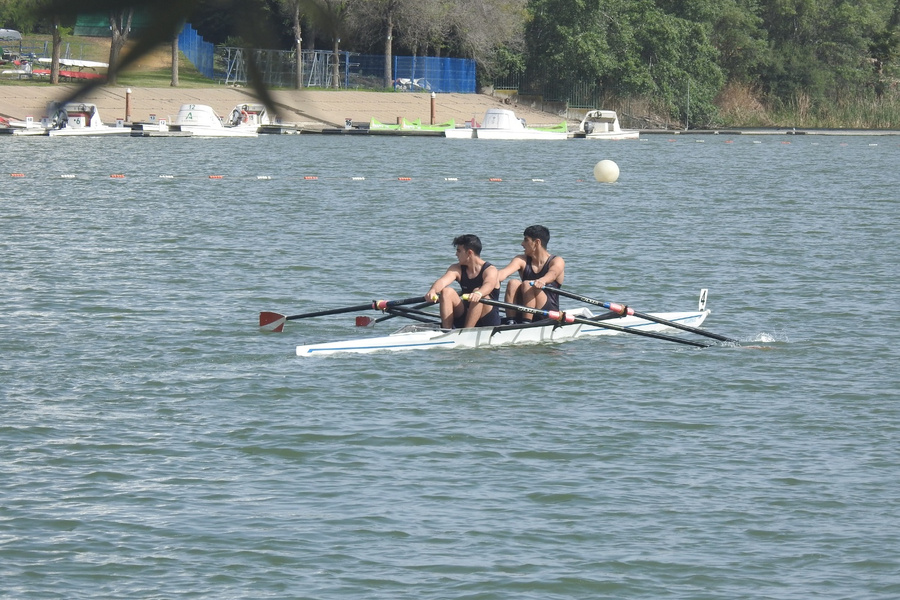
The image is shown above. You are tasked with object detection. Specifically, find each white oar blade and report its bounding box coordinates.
[259,311,287,333]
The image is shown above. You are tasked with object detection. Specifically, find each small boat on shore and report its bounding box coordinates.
[1,115,48,135]
[574,110,640,140]
[168,103,260,137]
[45,103,130,136]
[445,108,568,140]
[1,103,128,136]
[295,306,710,356]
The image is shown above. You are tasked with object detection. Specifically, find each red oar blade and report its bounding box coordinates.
[356,316,376,327]
[259,311,287,333]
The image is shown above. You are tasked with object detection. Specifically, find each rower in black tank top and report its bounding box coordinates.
[522,255,561,312]
[457,261,501,328]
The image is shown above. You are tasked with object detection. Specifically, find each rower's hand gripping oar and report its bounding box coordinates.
[534,284,738,343]
[465,295,711,348]
[260,295,429,332]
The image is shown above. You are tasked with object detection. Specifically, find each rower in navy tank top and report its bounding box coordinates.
[521,255,561,312]
[458,261,501,328]
[425,234,502,329]
[497,225,566,323]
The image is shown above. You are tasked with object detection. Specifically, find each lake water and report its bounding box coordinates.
[2,132,898,599]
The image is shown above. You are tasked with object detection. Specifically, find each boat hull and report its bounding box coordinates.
[474,129,568,140]
[296,309,710,356]
[583,131,640,140]
[444,128,475,139]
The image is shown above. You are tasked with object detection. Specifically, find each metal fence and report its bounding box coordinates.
[175,24,475,93]
[492,73,612,108]
[213,46,476,93]
[8,40,103,62]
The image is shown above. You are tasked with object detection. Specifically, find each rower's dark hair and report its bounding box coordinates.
[453,234,482,256]
[524,225,550,247]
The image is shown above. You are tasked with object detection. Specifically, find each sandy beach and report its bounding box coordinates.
[0,84,574,129]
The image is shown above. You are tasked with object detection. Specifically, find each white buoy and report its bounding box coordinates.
[593,159,620,183]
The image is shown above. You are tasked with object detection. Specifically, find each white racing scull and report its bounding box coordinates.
[295,290,713,356]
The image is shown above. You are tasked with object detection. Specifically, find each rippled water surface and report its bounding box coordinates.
[2,133,898,599]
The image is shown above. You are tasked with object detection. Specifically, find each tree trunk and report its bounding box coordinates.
[384,11,393,89]
[171,26,179,87]
[292,3,303,89]
[50,15,61,85]
[107,8,134,86]
[332,38,340,89]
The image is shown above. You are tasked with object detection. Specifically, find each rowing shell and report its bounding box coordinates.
[296,307,711,356]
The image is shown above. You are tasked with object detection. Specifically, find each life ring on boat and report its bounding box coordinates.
[241,110,249,123]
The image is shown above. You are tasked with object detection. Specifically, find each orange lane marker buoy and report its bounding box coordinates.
[304,176,318,180]
[110,174,125,178]
[397,177,412,181]
[209,175,223,179]
[489,177,502,182]
[10,173,25,178]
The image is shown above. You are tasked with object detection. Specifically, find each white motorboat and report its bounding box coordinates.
[444,108,568,140]
[226,103,270,128]
[295,306,711,356]
[1,115,49,135]
[576,109,640,140]
[45,103,130,136]
[169,104,260,137]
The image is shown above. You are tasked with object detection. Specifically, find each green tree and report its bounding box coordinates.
[708,0,770,83]
[756,0,893,108]
[523,0,724,125]
[869,0,900,96]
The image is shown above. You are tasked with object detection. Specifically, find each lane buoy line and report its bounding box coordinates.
[6,173,557,183]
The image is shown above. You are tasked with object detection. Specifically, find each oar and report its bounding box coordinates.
[356,301,436,327]
[260,295,427,332]
[465,295,711,348]
[537,285,738,343]
[382,306,442,325]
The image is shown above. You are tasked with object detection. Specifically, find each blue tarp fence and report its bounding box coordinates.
[178,24,214,79]
[392,55,476,93]
[176,23,476,93]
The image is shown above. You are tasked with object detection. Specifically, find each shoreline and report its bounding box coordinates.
[3,85,900,136]
[0,84,576,129]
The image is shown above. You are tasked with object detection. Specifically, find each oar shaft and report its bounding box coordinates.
[374,300,436,324]
[467,296,709,348]
[285,302,380,321]
[542,286,737,343]
[285,295,426,321]
[384,307,441,324]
